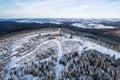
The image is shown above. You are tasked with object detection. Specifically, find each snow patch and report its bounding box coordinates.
[72,23,115,29]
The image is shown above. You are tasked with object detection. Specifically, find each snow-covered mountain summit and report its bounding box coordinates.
[0,28,120,80]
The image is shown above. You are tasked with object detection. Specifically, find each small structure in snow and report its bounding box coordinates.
[92,42,94,47]
[50,28,61,36]
[65,34,73,39]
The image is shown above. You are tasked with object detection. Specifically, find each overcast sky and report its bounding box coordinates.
[0,0,120,18]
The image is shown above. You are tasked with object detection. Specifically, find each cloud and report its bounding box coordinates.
[0,0,120,18]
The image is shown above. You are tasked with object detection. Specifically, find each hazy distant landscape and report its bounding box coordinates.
[1,18,120,33]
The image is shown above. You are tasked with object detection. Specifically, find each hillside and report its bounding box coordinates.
[0,28,120,80]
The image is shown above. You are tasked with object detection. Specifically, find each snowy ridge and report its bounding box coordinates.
[16,19,63,24]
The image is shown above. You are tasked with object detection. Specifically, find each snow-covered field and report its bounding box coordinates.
[71,23,115,29]
[0,28,120,80]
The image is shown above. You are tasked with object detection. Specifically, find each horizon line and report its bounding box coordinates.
[1,17,120,19]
